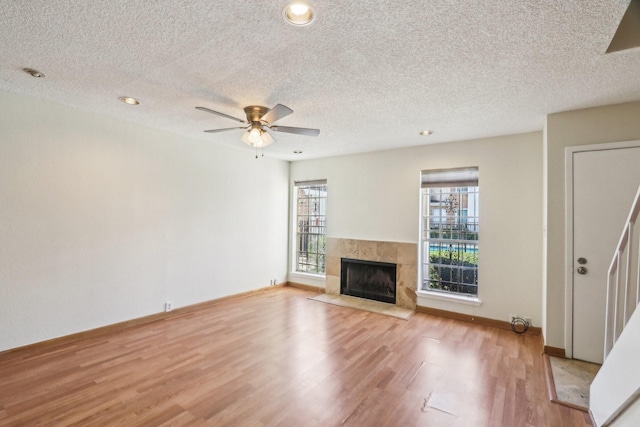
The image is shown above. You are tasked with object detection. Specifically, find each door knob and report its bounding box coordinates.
[577,266,587,274]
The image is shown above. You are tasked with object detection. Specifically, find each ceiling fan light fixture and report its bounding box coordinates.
[284,2,315,26]
[248,127,262,143]
[197,103,317,152]
[242,128,274,148]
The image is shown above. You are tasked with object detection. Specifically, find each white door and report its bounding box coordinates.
[572,145,640,363]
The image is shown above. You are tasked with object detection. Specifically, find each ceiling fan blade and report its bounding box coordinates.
[204,127,247,133]
[196,106,246,124]
[270,125,320,137]
[261,104,293,124]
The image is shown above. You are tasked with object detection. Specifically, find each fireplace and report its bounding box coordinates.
[340,258,397,304]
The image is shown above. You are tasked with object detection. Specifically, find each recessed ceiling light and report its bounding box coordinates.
[118,96,140,105]
[284,2,315,26]
[420,130,433,136]
[293,150,303,154]
[23,68,44,78]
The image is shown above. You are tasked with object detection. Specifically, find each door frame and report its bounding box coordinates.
[564,139,640,359]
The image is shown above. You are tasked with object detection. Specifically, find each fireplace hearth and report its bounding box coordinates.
[340,258,397,304]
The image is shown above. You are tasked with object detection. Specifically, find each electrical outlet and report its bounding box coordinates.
[524,317,532,326]
[165,302,173,312]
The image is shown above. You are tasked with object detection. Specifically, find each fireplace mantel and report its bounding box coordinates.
[326,238,417,310]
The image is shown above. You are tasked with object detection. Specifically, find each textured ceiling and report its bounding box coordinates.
[1,0,639,160]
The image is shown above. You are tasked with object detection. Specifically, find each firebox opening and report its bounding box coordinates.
[340,258,397,304]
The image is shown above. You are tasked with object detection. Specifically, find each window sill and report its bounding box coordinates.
[417,290,482,306]
[288,272,326,287]
[290,271,326,279]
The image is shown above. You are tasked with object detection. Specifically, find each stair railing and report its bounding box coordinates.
[604,185,640,359]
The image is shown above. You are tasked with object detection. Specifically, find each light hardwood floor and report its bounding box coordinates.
[0,287,592,426]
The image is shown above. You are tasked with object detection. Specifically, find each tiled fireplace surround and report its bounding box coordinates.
[326,238,418,310]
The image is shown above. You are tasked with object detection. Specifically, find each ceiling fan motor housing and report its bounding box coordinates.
[244,105,270,124]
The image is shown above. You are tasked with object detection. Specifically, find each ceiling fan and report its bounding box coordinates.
[196,104,320,149]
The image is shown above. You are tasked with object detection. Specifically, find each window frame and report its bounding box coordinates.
[419,168,480,303]
[292,180,327,276]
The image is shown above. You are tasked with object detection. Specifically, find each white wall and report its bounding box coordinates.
[290,132,543,325]
[0,91,290,352]
[544,100,640,350]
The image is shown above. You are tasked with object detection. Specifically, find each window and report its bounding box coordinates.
[420,168,479,296]
[295,180,327,274]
